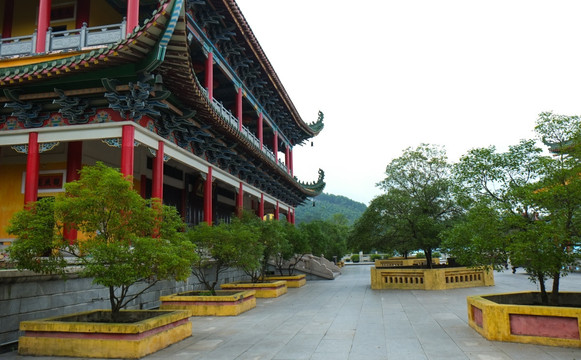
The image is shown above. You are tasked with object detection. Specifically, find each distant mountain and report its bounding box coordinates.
[295,193,367,225]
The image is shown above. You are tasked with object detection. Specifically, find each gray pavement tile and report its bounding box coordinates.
[7,266,581,360]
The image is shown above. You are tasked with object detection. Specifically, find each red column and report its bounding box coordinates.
[258,112,263,150]
[274,201,279,220]
[152,141,164,201]
[2,0,14,38]
[121,125,135,180]
[36,0,52,53]
[204,166,213,225]
[76,0,90,28]
[64,141,82,243]
[291,209,295,225]
[127,0,139,35]
[237,87,243,132]
[24,132,39,207]
[273,131,278,161]
[259,193,264,219]
[236,182,243,217]
[285,146,290,173]
[286,209,291,223]
[289,148,293,176]
[205,52,214,100]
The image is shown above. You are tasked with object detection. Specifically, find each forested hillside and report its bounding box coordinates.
[295,193,367,225]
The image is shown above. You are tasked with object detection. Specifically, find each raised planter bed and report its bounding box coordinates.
[261,274,306,288]
[159,290,256,316]
[18,309,191,358]
[374,257,440,267]
[220,280,287,298]
[370,266,494,290]
[468,291,581,347]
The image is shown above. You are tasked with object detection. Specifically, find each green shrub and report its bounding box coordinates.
[415,252,426,258]
[351,254,360,262]
[370,254,382,261]
[432,251,441,258]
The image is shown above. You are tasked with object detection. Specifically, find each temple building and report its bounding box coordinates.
[0,0,325,244]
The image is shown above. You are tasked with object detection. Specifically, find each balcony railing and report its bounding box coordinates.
[199,85,289,174]
[0,20,126,57]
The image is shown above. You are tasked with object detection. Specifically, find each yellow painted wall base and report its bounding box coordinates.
[18,310,191,359]
[375,257,440,267]
[262,274,306,288]
[467,292,581,348]
[159,290,256,316]
[220,281,288,298]
[370,266,494,290]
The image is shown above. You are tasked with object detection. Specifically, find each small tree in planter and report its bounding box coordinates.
[8,162,197,320]
[273,222,311,276]
[187,217,262,295]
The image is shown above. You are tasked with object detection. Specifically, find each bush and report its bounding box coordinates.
[415,252,426,258]
[370,254,382,261]
[432,251,441,258]
[351,254,360,262]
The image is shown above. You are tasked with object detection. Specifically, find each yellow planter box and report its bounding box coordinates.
[468,291,581,347]
[18,310,191,358]
[159,290,256,316]
[370,266,494,290]
[220,280,287,298]
[261,274,306,288]
[374,257,440,267]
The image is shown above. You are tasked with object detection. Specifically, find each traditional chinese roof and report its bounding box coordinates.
[0,0,325,203]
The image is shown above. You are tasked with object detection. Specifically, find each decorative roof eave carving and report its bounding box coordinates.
[215,0,322,139]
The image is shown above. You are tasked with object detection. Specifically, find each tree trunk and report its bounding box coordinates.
[549,272,560,306]
[424,248,433,269]
[537,273,548,305]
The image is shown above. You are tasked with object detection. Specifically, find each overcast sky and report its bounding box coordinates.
[236,0,581,205]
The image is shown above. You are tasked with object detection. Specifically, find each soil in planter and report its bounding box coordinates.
[483,292,581,307]
[55,311,172,323]
[177,290,242,296]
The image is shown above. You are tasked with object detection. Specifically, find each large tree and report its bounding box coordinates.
[444,113,581,305]
[373,144,456,267]
[8,163,197,319]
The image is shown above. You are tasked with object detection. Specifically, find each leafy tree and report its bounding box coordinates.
[272,222,311,275]
[187,216,262,295]
[8,163,197,319]
[299,216,348,261]
[374,144,457,268]
[444,114,581,305]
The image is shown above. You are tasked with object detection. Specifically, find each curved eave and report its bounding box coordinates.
[157,10,322,199]
[218,0,320,141]
[0,0,175,87]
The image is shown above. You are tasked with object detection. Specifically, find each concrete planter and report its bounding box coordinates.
[370,266,494,290]
[261,274,306,288]
[374,257,440,267]
[220,280,287,298]
[159,290,256,316]
[18,309,191,358]
[468,291,581,347]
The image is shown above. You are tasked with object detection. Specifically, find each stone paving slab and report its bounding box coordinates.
[3,265,581,359]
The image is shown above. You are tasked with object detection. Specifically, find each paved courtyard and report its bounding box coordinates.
[4,264,581,359]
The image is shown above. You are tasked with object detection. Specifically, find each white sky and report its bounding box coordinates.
[236,0,581,205]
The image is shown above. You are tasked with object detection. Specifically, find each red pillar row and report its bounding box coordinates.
[273,131,278,162]
[236,182,244,217]
[127,0,140,35]
[152,141,164,201]
[2,0,14,38]
[289,148,293,176]
[285,146,290,173]
[64,141,83,244]
[36,0,51,53]
[258,113,263,150]
[259,193,264,219]
[236,88,243,132]
[24,132,39,207]
[121,125,135,180]
[204,166,213,225]
[205,52,214,100]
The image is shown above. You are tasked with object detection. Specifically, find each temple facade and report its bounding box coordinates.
[0,0,325,243]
